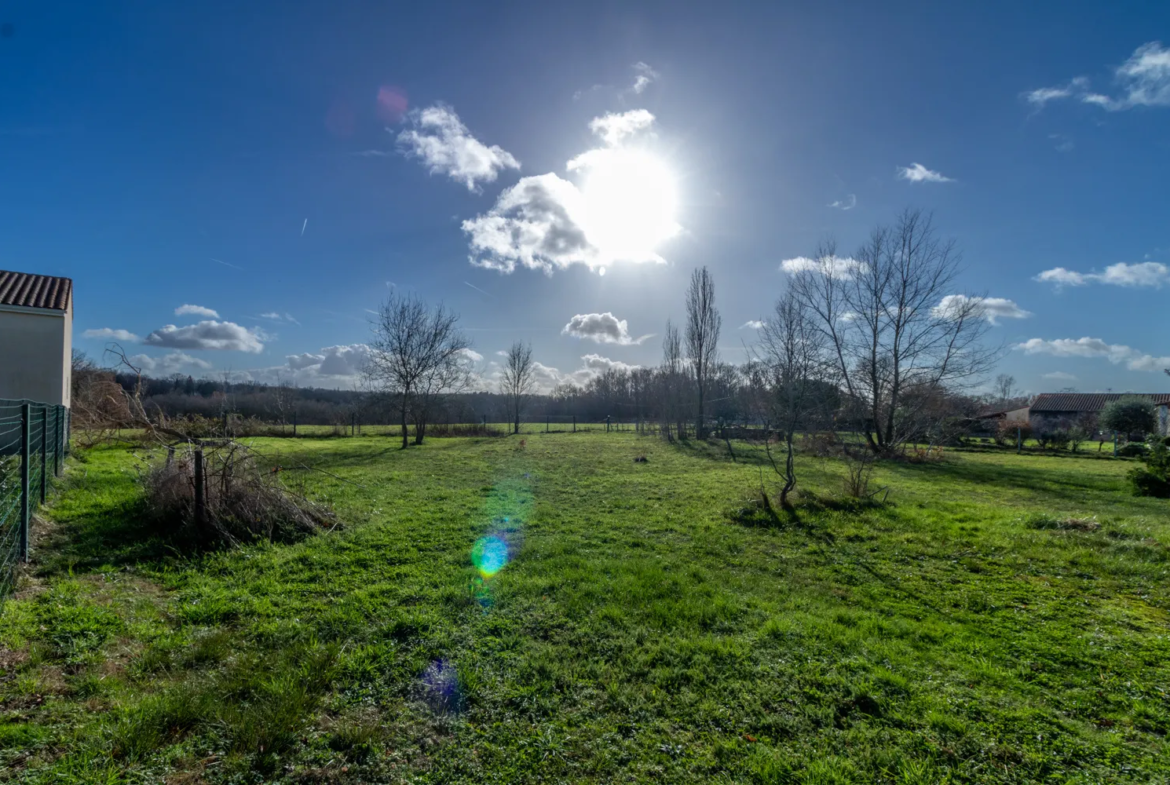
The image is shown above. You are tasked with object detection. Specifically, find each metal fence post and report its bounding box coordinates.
[53,407,61,477]
[19,404,30,562]
[39,407,47,504]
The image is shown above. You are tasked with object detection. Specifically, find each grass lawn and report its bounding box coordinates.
[1,432,1168,783]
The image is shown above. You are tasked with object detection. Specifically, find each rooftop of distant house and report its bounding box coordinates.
[1030,393,1170,413]
[0,269,73,312]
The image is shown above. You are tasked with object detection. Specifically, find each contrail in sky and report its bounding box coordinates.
[301,218,308,236]
[210,257,244,270]
[464,281,494,297]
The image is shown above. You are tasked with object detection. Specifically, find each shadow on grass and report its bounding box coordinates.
[883,457,1125,506]
[35,495,192,576]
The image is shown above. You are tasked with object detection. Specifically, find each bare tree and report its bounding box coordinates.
[659,319,685,440]
[270,371,295,428]
[500,341,536,435]
[685,267,722,439]
[754,293,830,506]
[789,209,1000,453]
[365,292,471,448]
[993,374,1016,410]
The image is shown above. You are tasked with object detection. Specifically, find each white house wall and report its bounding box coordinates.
[0,308,68,406]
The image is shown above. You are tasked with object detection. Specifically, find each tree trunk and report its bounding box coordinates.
[400,392,409,449]
[414,419,425,445]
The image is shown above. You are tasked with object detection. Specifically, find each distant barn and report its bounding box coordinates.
[1028,393,1170,436]
[0,269,74,407]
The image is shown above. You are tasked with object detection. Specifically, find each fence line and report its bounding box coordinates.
[0,399,70,606]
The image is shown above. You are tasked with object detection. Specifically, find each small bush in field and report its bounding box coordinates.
[142,443,335,547]
[1129,443,1170,498]
[995,420,1031,447]
[1118,443,1148,459]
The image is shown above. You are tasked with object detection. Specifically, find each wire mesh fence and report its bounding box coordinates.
[0,399,70,606]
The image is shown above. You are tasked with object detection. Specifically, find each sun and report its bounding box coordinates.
[574,148,679,263]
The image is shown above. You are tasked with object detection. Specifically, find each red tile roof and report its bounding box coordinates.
[0,269,72,311]
[1030,393,1170,413]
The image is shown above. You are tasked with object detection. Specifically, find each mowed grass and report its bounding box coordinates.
[1,432,1169,783]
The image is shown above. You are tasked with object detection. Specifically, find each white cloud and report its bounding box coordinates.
[82,328,141,342]
[144,320,264,353]
[259,312,282,320]
[1035,261,1170,288]
[1026,43,1170,112]
[588,109,656,146]
[740,320,764,330]
[278,344,372,385]
[932,294,1032,325]
[1043,371,1077,381]
[1017,337,1170,373]
[462,110,678,274]
[1026,85,1076,106]
[463,173,601,273]
[458,348,484,362]
[495,350,509,357]
[129,352,213,374]
[780,256,866,279]
[630,62,659,94]
[515,354,642,393]
[396,104,520,191]
[175,304,219,318]
[1113,41,1170,108]
[828,194,856,210]
[897,163,954,183]
[562,312,647,345]
[286,352,324,371]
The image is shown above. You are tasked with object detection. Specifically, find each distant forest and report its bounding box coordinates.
[105,363,766,427]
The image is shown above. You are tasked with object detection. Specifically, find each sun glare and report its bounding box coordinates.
[576,148,679,263]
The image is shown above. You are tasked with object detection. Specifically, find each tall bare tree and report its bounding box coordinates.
[993,374,1016,410]
[755,292,830,506]
[789,209,999,453]
[500,341,536,435]
[365,292,470,448]
[686,267,722,439]
[659,319,685,440]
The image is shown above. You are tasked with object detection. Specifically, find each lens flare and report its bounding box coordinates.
[471,535,509,577]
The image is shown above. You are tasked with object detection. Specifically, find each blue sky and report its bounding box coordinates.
[2,1,1168,393]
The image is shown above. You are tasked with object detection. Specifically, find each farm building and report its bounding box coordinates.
[0,269,73,407]
[1028,392,1170,436]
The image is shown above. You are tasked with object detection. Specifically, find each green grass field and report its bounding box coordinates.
[2,433,1168,783]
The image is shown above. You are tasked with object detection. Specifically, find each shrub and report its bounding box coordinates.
[994,419,1031,447]
[1034,428,1070,451]
[1118,443,1148,459]
[1129,443,1170,498]
[142,442,335,547]
[1099,396,1157,439]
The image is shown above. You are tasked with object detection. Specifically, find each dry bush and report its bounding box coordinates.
[142,443,334,547]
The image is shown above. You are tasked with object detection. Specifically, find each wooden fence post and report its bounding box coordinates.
[606,415,610,433]
[292,411,297,437]
[546,415,549,433]
[573,415,576,433]
[193,449,205,531]
[19,404,30,562]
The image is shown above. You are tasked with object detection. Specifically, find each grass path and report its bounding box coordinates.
[1,433,1168,783]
